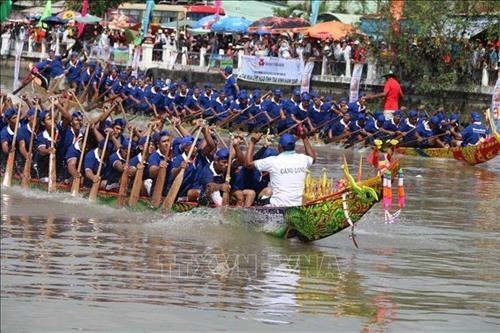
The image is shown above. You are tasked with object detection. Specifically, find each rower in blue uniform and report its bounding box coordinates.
[458,112,487,146]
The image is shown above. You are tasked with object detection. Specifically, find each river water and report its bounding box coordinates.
[1,146,499,332]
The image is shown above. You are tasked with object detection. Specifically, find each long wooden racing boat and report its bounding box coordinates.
[395,135,500,165]
[2,161,399,242]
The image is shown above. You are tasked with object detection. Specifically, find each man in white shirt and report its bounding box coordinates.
[244,133,316,207]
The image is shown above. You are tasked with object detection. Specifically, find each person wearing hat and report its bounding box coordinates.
[194,145,236,207]
[261,89,285,132]
[15,108,39,173]
[362,114,387,145]
[397,109,419,146]
[0,108,19,174]
[244,132,316,207]
[347,93,367,119]
[104,138,131,192]
[32,109,63,182]
[220,65,240,101]
[228,90,251,127]
[416,115,448,148]
[64,51,83,90]
[145,130,172,196]
[366,70,404,120]
[456,112,487,147]
[83,136,113,189]
[200,83,217,113]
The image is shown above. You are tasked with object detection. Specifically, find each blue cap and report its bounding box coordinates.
[293,88,301,96]
[111,66,118,72]
[88,61,96,69]
[204,82,212,88]
[121,138,130,149]
[409,110,418,118]
[339,97,348,103]
[449,113,459,122]
[419,111,428,118]
[38,111,49,122]
[273,88,282,96]
[393,110,402,117]
[27,108,36,117]
[430,116,440,125]
[138,136,148,146]
[325,96,332,103]
[376,114,385,122]
[471,112,481,122]
[310,91,319,98]
[155,80,163,88]
[357,114,367,121]
[4,108,17,119]
[119,72,128,79]
[302,93,311,102]
[279,133,296,151]
[71,111,83,118]
[224,66,233,74]
[130,75,137,80]
[239,90,248,99]
[153,130,171,144]
[113,118,126,127]
[70,51,78,57]
[261,147,278,159]
[252,89,261,99]
[374,111,383,119]
[215,148,230,160]
[180,135,194,148]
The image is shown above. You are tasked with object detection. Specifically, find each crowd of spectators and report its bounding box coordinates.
[1,20,498,86]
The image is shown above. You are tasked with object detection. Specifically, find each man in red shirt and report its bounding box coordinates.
[367,70,404,120]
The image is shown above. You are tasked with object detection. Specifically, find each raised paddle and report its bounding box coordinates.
[221,136,235,207]
[89,131,111,202]
[21,106,39,189]
[116,127,134,208]
[161,126,203,213]
[128,127,152,207]
[48,100,57,193]
[69,91,92,196]
[70,123,90,196]
[150,139,171,208]
[2,105,21,187]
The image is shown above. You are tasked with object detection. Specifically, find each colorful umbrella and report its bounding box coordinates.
[57,10,80,20]
[42,15,67,26]
[211,16,251,34]
[307,21,357,40]
[247,16,311,34]
[192,14,222,30]
[75,14,102,24]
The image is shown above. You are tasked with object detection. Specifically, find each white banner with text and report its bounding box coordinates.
[238,55,302,86]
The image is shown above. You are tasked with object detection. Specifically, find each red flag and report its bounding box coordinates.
[77,0,88,38]
[367,147,379,168]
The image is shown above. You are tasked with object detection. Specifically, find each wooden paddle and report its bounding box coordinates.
[277,119,305,136]
[222,136,235,207]
[161,126,203,213]
[21,106,39,189]
[2,105,21,187]
[116,128,134,208]
[89,131,111,202]
[150,140,171,208]
[48,100,57,193]
[128,127,152,208]
[70,123,90,196]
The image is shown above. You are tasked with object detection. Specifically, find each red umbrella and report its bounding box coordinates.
[247,16,310,34]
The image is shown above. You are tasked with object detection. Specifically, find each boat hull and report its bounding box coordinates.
[2,162,398,241]
[395,136,500,165]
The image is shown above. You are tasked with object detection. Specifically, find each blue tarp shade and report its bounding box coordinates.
[211,17,251,34]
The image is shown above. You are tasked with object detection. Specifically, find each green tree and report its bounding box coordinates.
[368,0,499,95]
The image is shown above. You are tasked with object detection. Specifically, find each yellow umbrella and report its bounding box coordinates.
[307,21,357,40]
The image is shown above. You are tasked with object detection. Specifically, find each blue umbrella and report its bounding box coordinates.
[211,17,251,34]
[192,14,221,29]
[41,15,68,26]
